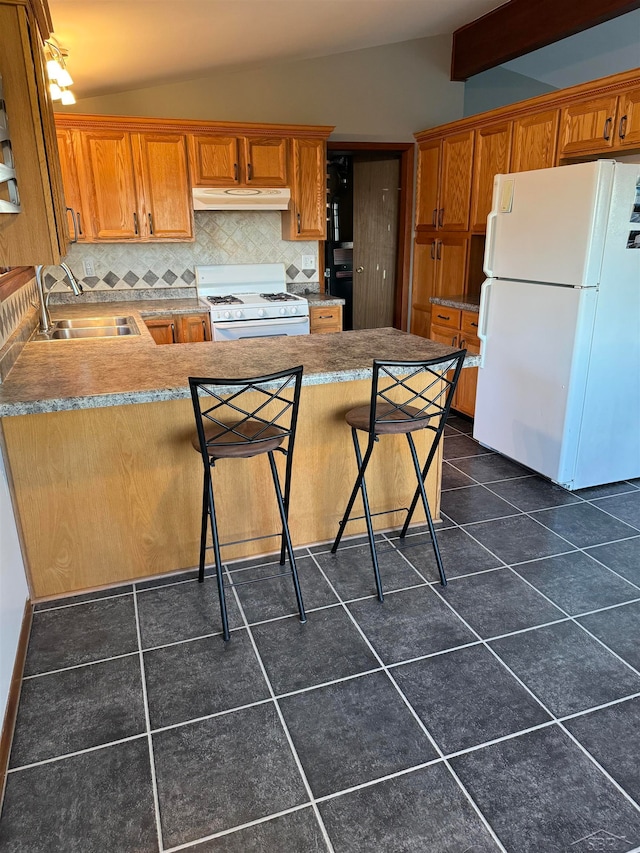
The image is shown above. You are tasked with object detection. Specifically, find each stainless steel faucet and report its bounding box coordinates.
[35,263,83,334]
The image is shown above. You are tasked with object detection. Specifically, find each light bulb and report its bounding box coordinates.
[46,58,62,81]
[60,89,76,105]
[49,82,62,100]
[57,67,73,88]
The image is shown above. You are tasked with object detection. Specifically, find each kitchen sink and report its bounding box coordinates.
[54,316,131,328]
[31,316,140,341]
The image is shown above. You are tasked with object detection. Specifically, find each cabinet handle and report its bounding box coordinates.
[296,211,301,234]
[436,240,442,260]
[67,207,78,243]
[438,208,444,228]
[234,163,238,180]
[77,212,83,236]
[471,321,478,328]
[451,335,458,347]
[148,213,154,235]
[432,208,437,226]
[133,212,139,235]
[603,117,613,141]
[430,240,436,259]
[317,314,334,319]
[247,162,253,180]
[170,322,176,344]
[437,314,450,321]
[459,338,466,348]
[619,114,628,140]
[202,319,207,338]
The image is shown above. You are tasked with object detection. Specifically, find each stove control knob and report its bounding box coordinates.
[258,309,265,317]
[290,306,298,314]
[235,310,243,318]
[223,311,231,319]
[280,308,286,315]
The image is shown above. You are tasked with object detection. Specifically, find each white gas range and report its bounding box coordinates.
[195,263,310,342]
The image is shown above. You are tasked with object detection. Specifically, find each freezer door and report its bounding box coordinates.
[473,280,597,485]
[484,161,614,287]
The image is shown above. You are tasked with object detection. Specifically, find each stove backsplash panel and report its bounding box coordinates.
[50,212,320,293]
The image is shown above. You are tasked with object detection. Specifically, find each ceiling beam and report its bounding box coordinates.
[451,0,640,81]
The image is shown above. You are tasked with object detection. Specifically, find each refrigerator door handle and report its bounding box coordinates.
[478,281,492,368]
[484,211,498,278]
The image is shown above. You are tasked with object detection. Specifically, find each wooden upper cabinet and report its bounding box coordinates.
[189,135,240,186]
[511,110,559,172]
[439,131,474,231]
[415,139,441,230]
[283,138,326,240]
[616,87,640,148]
[56,128,90,241]
[470,121,512,232]
[81,129,139,240]
[558,96,619,156]
[242,137,287,185]
[435,234,468,298]
[134,133,193,240]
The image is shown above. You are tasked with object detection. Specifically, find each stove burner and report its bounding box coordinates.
[260,292,298,302]
[207,295,243,305]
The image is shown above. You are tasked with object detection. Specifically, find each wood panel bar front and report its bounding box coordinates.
[3,379,441,599]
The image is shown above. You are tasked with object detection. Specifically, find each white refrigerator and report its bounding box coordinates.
[473,159,640,490]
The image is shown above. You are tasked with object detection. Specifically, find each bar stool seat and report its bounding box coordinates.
[189,367,306,641]
[332,351,467,599]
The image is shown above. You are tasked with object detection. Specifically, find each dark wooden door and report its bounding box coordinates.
[352,156,400,330]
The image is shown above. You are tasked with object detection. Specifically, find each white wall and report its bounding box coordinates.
[0,448,29,729]
[67,35,465,141]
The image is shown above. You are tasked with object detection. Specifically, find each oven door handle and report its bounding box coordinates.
[213,317,309,330]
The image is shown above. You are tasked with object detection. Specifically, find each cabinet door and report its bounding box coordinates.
[81,130,139,239]
[470,122,512,232]
[284,138,326,240]
[309,305,342,333]
[430,324,459,348]
[409,239,438,337]
[439,131,474,231]
[415,139,440,231]
[56,128,90,241]
[178,314,211,342]
[511,110,559,172]
[558,96,618,156]
[434,235,468,299]
[188,135,240,186]
[135,134,193,240]
[453,333,479,417]
[243,137,288,186]
[144,317,177,345]
[617,87,640,148]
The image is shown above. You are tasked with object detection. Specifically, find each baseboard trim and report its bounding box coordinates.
[0,598,32,805]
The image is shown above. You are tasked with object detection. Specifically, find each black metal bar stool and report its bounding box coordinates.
[331,351,466,599]
[189,366,306,641]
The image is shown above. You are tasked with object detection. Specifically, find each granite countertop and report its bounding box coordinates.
[306,293,346,307]
[430,294,480,313]
[0,302,479,416]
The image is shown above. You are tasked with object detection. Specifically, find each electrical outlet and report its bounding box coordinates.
[82,259,95,277]
[301,254,315,270]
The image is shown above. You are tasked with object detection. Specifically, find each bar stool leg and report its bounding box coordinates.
[278,452,294,567]
[331,431,383,602]
[268,451,307,624]
[405,433,447,587]
[204,467,231,641]
[198,473,209,583]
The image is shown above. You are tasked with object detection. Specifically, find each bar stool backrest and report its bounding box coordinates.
[189,366,304,463]
[369,351,467,439]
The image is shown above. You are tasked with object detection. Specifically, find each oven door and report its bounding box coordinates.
[211,316,310,341]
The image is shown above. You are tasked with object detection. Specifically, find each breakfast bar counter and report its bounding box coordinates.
[0,323,477,598]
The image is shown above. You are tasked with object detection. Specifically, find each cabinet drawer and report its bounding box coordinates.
[309,306,342,333]
[431,308,461,329]
[461,311,480,338]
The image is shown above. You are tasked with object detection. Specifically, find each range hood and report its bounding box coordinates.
[192,187,291,211]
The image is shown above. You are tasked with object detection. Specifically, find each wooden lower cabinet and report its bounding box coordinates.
[144,313,211,345]
[429,308,479,418]
[410,236,468,339]
[309,304,343,333]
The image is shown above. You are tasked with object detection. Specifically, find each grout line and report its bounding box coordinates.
[32,590,133,613]
[132,587,164,852]
[6,732,148,773]
[221,563,336,853]
[307,551,509,853]
[21,650,140,680]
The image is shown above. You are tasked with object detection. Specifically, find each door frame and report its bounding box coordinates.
[327,142,414,330]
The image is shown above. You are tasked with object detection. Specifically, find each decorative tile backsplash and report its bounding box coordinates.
[47,212,320,292]
[0,276,37,350]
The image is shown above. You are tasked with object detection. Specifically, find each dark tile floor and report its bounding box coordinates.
[2,414,640,852]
